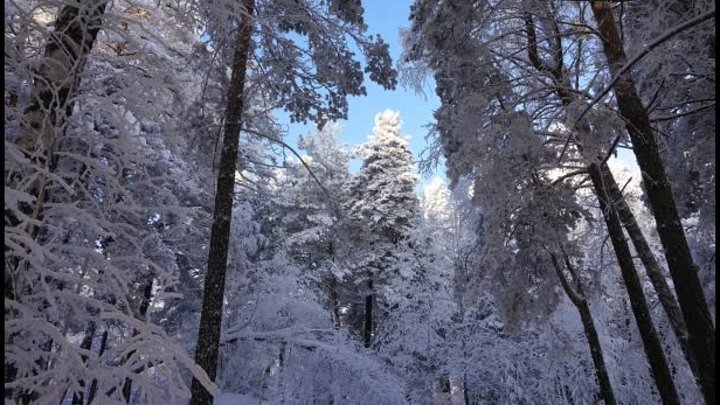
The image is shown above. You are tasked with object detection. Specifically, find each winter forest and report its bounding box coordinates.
[3,0,716,404]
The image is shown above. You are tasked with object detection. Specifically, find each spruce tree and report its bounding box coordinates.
[343,110,418,347]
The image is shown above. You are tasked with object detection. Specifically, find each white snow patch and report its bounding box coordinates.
[214,393,266,405]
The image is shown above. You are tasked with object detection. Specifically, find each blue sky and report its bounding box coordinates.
[279,0,442,183]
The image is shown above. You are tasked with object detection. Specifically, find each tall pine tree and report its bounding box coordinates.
[343,110,418,347]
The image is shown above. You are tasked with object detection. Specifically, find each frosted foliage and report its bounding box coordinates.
[420,176,451,223]
[228,0,399,127]
[3,0,269,402]
[218,262,407,405]
[345,109,418,237]
[372,109,404,140]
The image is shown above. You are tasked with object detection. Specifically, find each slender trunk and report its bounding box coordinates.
[87,329,109,405]
[278,342,287,404]
[188,2,255,404]
[328,241,341,328]
[121,278,154,403]
[589,163,680,405]
[590,4,715,403]
[550,252,616,405]
[330,275,341,328]
[462,372,469,405]
[602,168,698,377]
[363,274,374,348]
[70,321,98,405]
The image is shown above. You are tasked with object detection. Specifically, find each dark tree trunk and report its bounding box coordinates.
[601,167,698,377]
[16,0,107,153]
[11,0,108,226]
[5,4,107,400]
[121,278,154,403]
[462,373,469,405]
[188,1,255,404]
[5,0,108,300]
[330,275,341,328]
[70,321,98,405]
[87,329,109,405]
[590,4,715,403]
[589,163,680,405]
[550,252,616,405]
[364,275,374,348]
[328,241,341,328]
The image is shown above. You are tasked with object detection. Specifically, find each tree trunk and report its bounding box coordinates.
[16,0,107,154]
[590,4,715,403]
[601,167,698,377]
[330,275,341,328]
[328,241,341,328]
[70,321,98,405]
[5,4,107,399]
[121,278,155,403]
[87,329,109,405]
[11,0,108,227]
[589,163,680,405]
[188,1,255,404]
[550,252,616,405]
[5,0,108,302]
[462,373,469,405]
[363,274,374,348]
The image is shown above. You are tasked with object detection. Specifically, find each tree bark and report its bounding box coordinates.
[328,241,341,328]
[6,3,106,392]
[589,163,680,405]
[70,321,98,405]
[550,252,616,405]
[601,168,698,377]
[363,274,374,348]
[330,275,341,328]
[188,1,255,404]
[16,0,107,154]
[121,278,155,403]
[5,0,108,301]
[86,329,109,405]
[590,3,715,403]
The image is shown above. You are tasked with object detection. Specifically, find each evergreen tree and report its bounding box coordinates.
[272,122,352,324]
[343,110,418,347]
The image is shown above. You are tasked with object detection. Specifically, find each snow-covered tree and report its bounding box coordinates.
[269,123,352,324]
[344,110,418,240]
[341,110,418,347]
[401,1,712,403]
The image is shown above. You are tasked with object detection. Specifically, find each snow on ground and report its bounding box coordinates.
[214,393,267,405]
